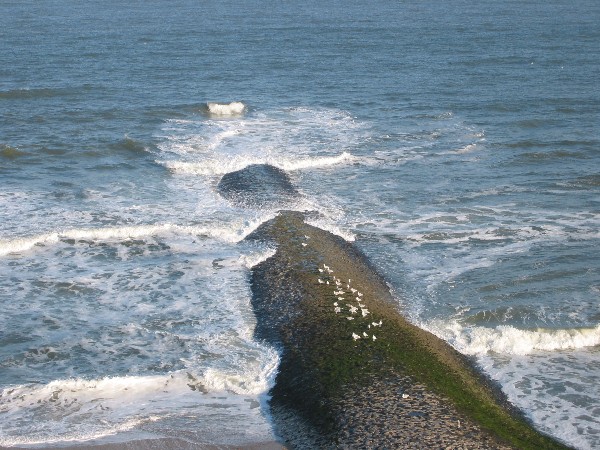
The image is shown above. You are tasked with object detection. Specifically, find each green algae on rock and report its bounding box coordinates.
[247,211,572,450]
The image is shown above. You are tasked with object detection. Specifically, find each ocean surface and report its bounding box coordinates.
[1,0,599,448]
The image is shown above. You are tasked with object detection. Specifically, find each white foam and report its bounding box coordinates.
[426,320,600,355]
[305,216,356,242]
[0,376,166,446]
[238,247,277,268]
[0,225,189,256]
[0,218,275,256]
[0,416,154,447]
[160,159,245,176]
[477,351,600,450]
[160,151,356,176]
[278,152,356,171]
[202,349,280,394]
[0,361,279,446]
[0,376,168,409]
[157,104,363,182]
[207,101,246,116]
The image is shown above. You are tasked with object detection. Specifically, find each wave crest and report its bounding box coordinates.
[0,218,274,256]
[161,152,356,176]
[207,101,246,116]
[0,356,279,446]
[427,320,600,355]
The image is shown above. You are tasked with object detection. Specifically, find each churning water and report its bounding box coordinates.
[1,0,599,448]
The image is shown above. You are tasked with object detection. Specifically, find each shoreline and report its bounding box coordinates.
[0,439,286,450]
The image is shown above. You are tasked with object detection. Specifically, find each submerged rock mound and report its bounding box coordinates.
[218,164,299,209]
[247,211,571,450]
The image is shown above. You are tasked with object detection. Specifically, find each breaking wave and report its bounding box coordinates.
[161,151,356,176]
[427,320,600,355]
[0,218,275,256]
[0,351,279,447]
[206,101,246,116]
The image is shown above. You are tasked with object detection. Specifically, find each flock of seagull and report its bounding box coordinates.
[300,238,410,399]
[305,244,383,342]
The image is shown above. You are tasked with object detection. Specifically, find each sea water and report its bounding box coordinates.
[1,0,599,448]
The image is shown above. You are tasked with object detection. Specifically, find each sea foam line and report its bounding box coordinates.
[0,218,274,257]
[0,369,276,411]
[238,247,277,268]
[0,350,280,414]
[305,216,356,242]
[160,151,356,176]
[427,320,600,355]
[0,351,280,446]
[0,417,156,447]
[206,101,246,116]
[0,376,165,446]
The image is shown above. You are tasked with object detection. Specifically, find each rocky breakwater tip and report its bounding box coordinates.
[218,164,299,210]
[246,211,572,450]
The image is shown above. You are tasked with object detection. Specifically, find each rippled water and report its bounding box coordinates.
[1,0,599,448]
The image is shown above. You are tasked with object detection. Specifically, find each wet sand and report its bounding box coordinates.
[0,439,285,450]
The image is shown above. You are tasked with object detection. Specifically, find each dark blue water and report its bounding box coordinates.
[1,0,599,447]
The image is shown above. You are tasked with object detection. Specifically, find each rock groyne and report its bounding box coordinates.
[247,211,571,450]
